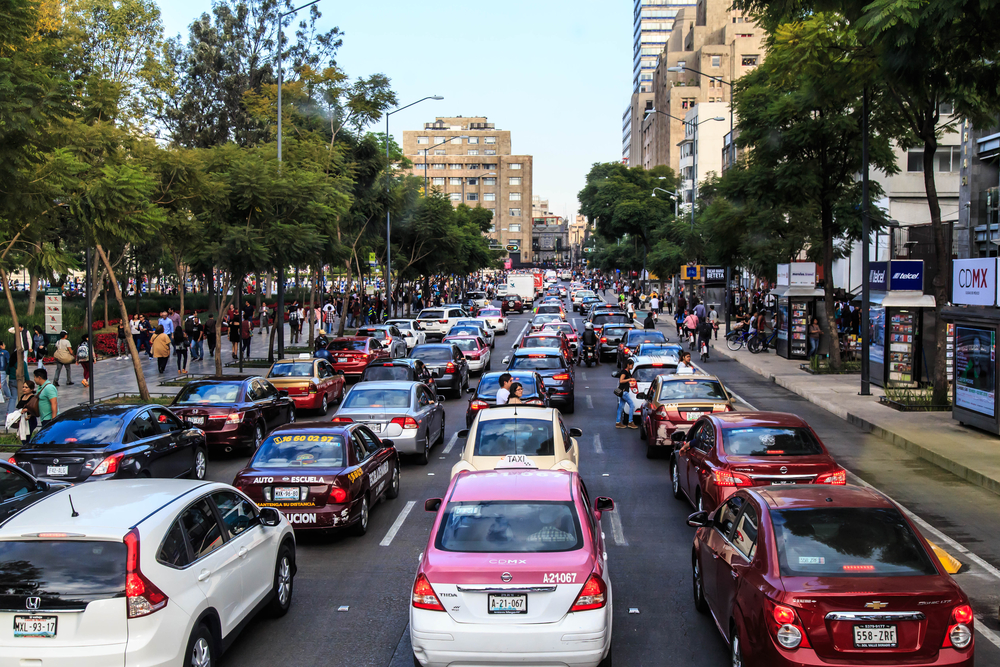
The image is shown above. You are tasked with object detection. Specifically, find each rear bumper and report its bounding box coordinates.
[751,640,973,667]
[263,502,354,529]
[0,643,125,667]
[203,424,255,450]
[433,373,460,390]
[290,393,324,409]
[332,362,368,377]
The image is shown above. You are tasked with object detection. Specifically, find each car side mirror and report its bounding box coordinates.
[183,420,195,429]
[425,498,442,512]
[569,427,583,438]
[635,392,646,401]
[457,429,469,439]
[278,389,289,398]
[380,439,395,449]
[437,395,445,402]
[260,507,282,527]
[336,370,345,376]
[687,511,710,528]
[502,356,510,365]
[35,480,50,492]
[670,431,687,445]
[593,497,614,518]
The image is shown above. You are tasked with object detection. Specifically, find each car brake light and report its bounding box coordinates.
[953,605,974,624]
[390,416,420,429]
[412,573,445,611]
[470,400,489,410]
[6,457,15,465]
[713,469,753,487]
[552,373,570,381]
[445,362,456,373]
[600,337,607,343]
[124,528,168,618]
[570,574,607,611]
[655,405,670,418]
[767,600,810,649]
[842,564,876,572]
[330,487,348,503]
[210,411,246,424]
[815,469,846,485]
[93,453,123,476]
[308,384,318,394]
[438,319,448,324]
[944,604,974,649]
[773,605,796,625]
[331,416,354,423]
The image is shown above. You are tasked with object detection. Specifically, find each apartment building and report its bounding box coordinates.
[676,101,731,205]
[402,116,534,265]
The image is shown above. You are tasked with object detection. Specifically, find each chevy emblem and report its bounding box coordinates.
[52,459,58,465]
[780,466,787,474]
[865,601,888,611]
[25,597,40,610]
[501,572,512,583]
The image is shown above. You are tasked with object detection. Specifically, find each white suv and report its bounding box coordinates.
[416,307,470,340]
[0,479,295,667]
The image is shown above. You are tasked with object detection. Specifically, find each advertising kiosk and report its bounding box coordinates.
[867,260,935,388]
[773,263,825,360]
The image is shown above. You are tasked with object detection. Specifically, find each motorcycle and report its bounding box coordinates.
[580,344,599,368]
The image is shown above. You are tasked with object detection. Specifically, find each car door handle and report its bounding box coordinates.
[712,553,719,559]
[731,570,739,579]
[238,546,248,558]
[198,569,212,581]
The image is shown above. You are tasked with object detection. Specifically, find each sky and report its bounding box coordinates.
[155,0,633,222]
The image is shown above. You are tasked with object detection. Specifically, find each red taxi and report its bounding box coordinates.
[688,485,974,667]
[636,374,734,457]
[265,357,345,414]
[325,336,390,377]
[540,322,579,353]
[671,412,845,513]
[233,423,399,533]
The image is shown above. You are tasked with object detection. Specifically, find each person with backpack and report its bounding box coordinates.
[77,334,91,387]
[52,330,74,387]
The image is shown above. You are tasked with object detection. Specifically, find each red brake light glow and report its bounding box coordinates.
[330,487,348,503]
[570,574,608,611]
[713,469,753,487]
[92,453,122,476]
[953,605,974,624]
[7,457,15,465]
[470,400,489,410]
[390,416,420,429]
[773,605,796,625]
[842,564,876,572]
[412,574,445,611]
[124,528,168,618]
[445,362,456,373]
[331,416,354,423]
[816,469,847,485]
[552,373,571,381]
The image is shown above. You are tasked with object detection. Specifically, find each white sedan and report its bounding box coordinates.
[386,319,428,350]
[476,308,508,334]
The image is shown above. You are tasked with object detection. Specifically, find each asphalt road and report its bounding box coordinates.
[203,288,1000,666]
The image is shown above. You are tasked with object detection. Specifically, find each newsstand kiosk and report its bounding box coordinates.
[867,260,935,388]
[773,262,826,360]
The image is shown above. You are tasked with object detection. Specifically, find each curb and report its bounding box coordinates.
[714,344,1000,499]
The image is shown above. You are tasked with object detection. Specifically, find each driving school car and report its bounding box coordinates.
[233,423,400,533]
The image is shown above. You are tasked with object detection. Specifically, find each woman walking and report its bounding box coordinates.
[173,325,189,374]
[52,331,74,386]
[228,315,240,359]
[614,358,638,429]
[77,335,91,387]
[151,325,172,373]
[32,326,46,370]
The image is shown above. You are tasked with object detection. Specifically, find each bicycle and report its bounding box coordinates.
[747,330,778,354]
[726,329,754,351]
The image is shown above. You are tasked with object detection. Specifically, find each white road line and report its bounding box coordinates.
[379,501,416,547]
[594,434,603,454]
[586,395,594,410]
[609,509,628,546]
[442,432,459,454]
[581,371,588,381]
[977,622,1000,650]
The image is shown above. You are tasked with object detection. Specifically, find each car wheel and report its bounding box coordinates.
[288,406,296,424]
[185,623,215,667]
[267,544,295,617]
[730,623,744,667]
[646,444,656,459]
[319,393,329,415]
[386,461,400,499]
[353,494,369,536]
[438,413,446,445]
[416,433,430,465]
[564,394,575,414]
[189,447,208,480]
[693,555,709,614]
[251,423,265,452]
[671,458,684,499]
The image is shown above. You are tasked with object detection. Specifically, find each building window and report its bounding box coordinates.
[741,55,758,66]
[468,136,479,144]
[509,177,522,185]
[509,208,521,217]
[939,146,960,172]
[485,149,497,155]
[483,163,498,169]
[510,192,521,201]
[434,149,446,155]
[432,177,445,186]
[468,149,479,155]
[485,136,497,144]
[711,55,721,67]
[467,177,478,185]
[484,193,496,201]
[484,177,497,186]
[418,149,427,156]
[467,193,479,201]
[449,163,462,170]
[906,150,924,172]
[681,98,696,109]
[450,193,461,202]
[414,163,425,170]
[737,33,754,38]
[449,177,462,185]
[509,223,521,232]
[417,136,429,145]
[939,102,954,115]
[510,163,522,170]
[431,163,445,170]
[468,164,480,170]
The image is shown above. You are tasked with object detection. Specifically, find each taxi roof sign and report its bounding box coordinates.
[494,455,538,470]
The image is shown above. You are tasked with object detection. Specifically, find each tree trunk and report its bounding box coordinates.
[103,279,109,326]
[95,244,150,401]
[0,267,25,387]
[254,272,262,318]
[922,136,949,404]
[214,279,236,377]
[821,203,842,370]
[26,269,38,316]
[208,271,216,315]
[337,259,352,337]
[133,255,140,315]
[90,252,106,310]
[174,259,186,320]
[307,269,316,348]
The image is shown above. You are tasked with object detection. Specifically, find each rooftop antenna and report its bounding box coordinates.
[68,495,79,518]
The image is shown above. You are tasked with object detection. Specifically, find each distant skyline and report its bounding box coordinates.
[155,0,632,222]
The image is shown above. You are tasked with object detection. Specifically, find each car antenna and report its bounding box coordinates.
[68,494,79,517]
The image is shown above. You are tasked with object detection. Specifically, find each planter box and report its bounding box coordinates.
[88,392,177,407]
[879,396,951,412]
[224,360,273,369]
[799,363,861,375]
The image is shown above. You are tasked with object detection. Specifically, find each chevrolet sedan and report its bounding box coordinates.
[266,357,345,415]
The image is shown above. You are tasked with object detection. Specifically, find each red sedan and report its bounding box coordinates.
[324,336,390,377]
[671,412,845,513]
[688,485,974,666]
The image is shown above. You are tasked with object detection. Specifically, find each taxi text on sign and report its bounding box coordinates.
[952,257,998,306]
[44,288,62,335]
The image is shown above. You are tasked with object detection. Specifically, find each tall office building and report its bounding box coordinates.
[623,0,696,165]
[402,116,534,266]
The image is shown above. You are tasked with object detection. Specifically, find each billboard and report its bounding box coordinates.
[888,259,924,291]
[955,326,996,417]
[952,258,997,306]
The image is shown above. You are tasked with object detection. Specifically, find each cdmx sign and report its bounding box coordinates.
[952,258,997,307]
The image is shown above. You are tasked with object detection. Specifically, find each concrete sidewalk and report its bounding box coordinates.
[712,333,1000,497]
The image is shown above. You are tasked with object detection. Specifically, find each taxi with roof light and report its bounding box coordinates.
[687,484,974,667]
[530,314,565,333]
[411,469,614,667]
[451,320,495,349]
[540,321,579,354]
[465,371,548,426]
[234,422,400,532]
[265,356,345,415]
[517,332,573,363]
[671,411,846,514]
[451,405,581,477]
[503,347,575,413]
[533,303,567,319]
[634,373,734,458]
[477,308,509,334]
[443,335,492,373]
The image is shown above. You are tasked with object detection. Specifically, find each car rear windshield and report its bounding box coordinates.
[0,541,126,602]
[603,326,632,338]
[436,501,582,553]
[329,340,367,351]
[480,309,501,317]
[419,310,445,319]
[577,291,596,298]
[511,355,564,371]
[174,383,242,404]
[633,366,675,382]
[388,321,413,330]
[477,375,539,398]
[451,338,480,352]
[411,347,453,362]
[543,325,573,335]
[627,331,667,345]
[474,418,554,457]
[30,415,125,446]
[722,427,823,456]
[362,366,412,382]
[356,329,387,339]
[522,337,562,348]
[593,314,629,326]
[638,345,680,358]
[268,362,314,378]
[658,380,727,401]
[252,433,345,468]
[771,508,937,577]
[342,389,411,409]
[537,305,562,313]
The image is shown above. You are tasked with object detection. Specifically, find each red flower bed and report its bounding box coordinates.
[94,333,118,356]
[26,356,56,364]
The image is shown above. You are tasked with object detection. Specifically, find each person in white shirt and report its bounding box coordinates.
[496,373,512,406]
[676,351,695,374]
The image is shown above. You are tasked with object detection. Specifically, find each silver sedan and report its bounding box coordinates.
[331,381,445,464]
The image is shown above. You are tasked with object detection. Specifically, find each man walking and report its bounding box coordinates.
[33,368,57,426]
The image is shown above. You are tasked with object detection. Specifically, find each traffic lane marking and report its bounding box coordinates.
[379,501,416,547]
[608,508,628,546]
[586,395,594,410]
[594,434,603,454]
[442,432,459,454]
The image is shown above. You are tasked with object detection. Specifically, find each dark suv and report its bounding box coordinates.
[504,347,575,413]
[501,294,524,313]
[409,343,471,398]
[360,357,437,397]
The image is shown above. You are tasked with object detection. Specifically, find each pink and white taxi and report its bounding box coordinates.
[411,469,614,667]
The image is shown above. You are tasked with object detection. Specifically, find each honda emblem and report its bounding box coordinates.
[52,459,58,465]
[25,597,40,610]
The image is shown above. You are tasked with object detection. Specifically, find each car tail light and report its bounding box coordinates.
[308,384,318,394]
[655,405,670,418]
[713,469,753,487]
[943,604,974,649]
[570,574,608,611]
[445,362,456,373]
[124,528,168,618]
[527,399,544,405]
[6,456,15,465]
[412,573,445,611]
[209,411,244,425]
[330,487,348,503]
[438,319,448,324]
[552,373,570,381]
[816,469,847,485]
[600,337,607,343]
[390,416,420,429]
[331,416,354,423]
[93,453,123,476]
[470,400,489,411]
[466,352,480,359]
[767,600,810,649]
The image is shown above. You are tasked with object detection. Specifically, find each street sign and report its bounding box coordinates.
[368,252,377,268]
[505,244,520,252]
[704,267,725,282]
[503,259,512,270]
[44,288,62,335]
[683,265,701,281]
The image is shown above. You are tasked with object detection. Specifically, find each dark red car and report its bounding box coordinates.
[517,332,573,362]
[501,295,524,313]
[688,485,974,666]
[233,422,399,534]
[671,412,845,513]
[325,336,390,377]
[169,376,295,454]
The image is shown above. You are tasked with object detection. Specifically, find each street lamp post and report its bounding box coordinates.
[385,96,442,316]
[652,187,680,218]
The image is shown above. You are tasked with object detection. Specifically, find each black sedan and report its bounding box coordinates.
[579,297,604,315]
[503,347,575,413]
[465,371,548,427]
[0,461,69,523]
[600,323,636,361]
[13,405,207,483]
[409,343,471,399]
[169,376,296,453]
[360,357,438,397]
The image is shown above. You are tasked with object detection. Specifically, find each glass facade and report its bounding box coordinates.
[632,0,696,93]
